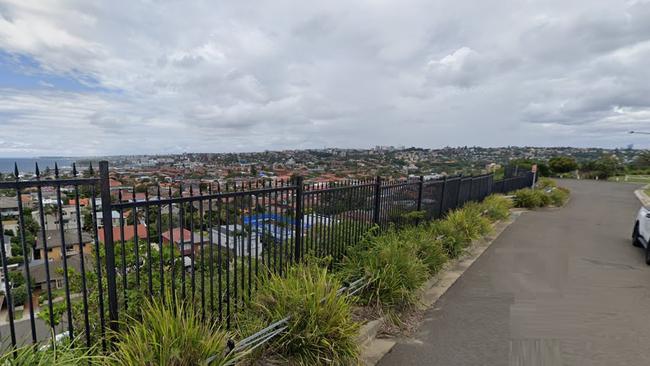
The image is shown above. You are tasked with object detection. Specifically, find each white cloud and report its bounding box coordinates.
[0,0,649,156]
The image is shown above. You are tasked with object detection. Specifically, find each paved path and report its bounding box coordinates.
[379,180,650,366]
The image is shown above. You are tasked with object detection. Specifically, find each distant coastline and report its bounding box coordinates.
[0,157,77,173]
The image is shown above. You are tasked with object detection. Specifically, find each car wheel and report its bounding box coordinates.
[633,223,642,248]
[646,245,650,266]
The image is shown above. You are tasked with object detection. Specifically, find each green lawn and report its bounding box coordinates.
[608,175,650,184]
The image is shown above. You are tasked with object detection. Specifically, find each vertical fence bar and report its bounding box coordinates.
[54,164,74,340]
[33,164,56,335]
[373,176,381,226]
[416,176,424,211]
[0,217,16,349]
[293,176,304,263]
[14,177,36,344]
[72,164,91,347]
[439,176,447,217]
[416,176,424,225]
[90,168,107,351]
[99,161,119,332]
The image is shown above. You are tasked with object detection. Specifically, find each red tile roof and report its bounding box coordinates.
[98,224,148,243]
[161,228,193,244]
[68,198,90,206]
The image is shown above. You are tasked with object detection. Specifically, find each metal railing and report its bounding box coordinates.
[0,161,534,351]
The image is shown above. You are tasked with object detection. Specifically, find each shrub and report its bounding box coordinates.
[247,263,359,365]
[444,206,492,242]
[12,285,27,307]
[479,195,512,221]
[397,225,448,274]
[398,210,427,227]
[0,337,103,365]
[513,182,570,208]
[429,205,492,258]
[536,177,557,189]
[110,297,234,366]
[548,187,570,206]
[7,256,24,265]
[513,188,546,208]
[339,231,429,314]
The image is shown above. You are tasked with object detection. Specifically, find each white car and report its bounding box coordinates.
[633,207,650,264]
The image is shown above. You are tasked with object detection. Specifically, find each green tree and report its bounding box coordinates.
[12,285,27,307]
[510,159,550,177]
[8,270,25,288]
[549,156,578,174]
[632,150,650,169]
[582,155,620,179]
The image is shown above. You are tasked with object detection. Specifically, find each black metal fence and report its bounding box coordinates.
[0,162,534,350]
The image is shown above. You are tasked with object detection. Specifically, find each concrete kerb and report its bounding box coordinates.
[634,184,650,208]
[357,210,525,366]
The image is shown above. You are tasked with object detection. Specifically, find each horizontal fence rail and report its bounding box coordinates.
[0,161,534,351]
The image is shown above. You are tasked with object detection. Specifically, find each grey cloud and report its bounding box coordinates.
[0,0,649,156]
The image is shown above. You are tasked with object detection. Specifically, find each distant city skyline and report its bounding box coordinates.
[0,1,649,156]
[0,143,645,160]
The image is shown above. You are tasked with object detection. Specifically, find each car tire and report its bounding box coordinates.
[646,245,650,266]
[633,223,642,248]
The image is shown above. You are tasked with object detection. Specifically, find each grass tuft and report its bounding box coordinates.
[0,336,103,366]
[245,263,359,365]
[110,297,234,366]
[479,194,512,221]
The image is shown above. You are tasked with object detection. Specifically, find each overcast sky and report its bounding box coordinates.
[0,0,649,156]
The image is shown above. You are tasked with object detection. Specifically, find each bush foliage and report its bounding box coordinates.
[339,230,430,314]
[338,194,509,317]
[0,337,103,366]
[110,297,234,366]
[245,263,359,365]
[512,179,570,208]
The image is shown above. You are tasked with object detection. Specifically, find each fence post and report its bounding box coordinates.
[373,176,382,226]
[416,176,424,212]
[438,175,447,218]
[293,176,304,263]
[99,161,119,332]
[456,175,464,208]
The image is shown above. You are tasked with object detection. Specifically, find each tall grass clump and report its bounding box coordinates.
[548,186,570,206]
[339,231,429,315]
[0,337,103,366]
[110,297,234,366]
[246,263,359,365]
[479,194,512,221]
[429,218,466,258]
[536,177,557,189]
[512,188,549,208]
[513,178,569,208]
[398,225,448,274]
[429,205,492,258]
[445,206,491,239]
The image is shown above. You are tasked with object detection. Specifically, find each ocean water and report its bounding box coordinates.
[0,158,77,174]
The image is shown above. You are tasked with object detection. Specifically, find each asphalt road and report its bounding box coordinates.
[379,180,650,366]
[0,313,68,350]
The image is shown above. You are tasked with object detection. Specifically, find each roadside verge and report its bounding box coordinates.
[358,210,524,365]
[634,184,650,207]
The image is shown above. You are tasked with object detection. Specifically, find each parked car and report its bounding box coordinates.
[632,207,650,264]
